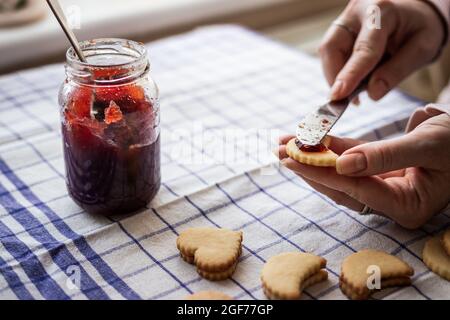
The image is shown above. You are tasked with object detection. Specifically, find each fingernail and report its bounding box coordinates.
[337,153,367,175]
[370,79,389,100]
[330,80,344,100]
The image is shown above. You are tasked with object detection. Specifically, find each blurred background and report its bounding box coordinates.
[0,0,449,102]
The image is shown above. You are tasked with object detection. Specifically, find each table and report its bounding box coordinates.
[0,25,448,300]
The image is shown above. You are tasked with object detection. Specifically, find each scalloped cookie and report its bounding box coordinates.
[286,136,338,167]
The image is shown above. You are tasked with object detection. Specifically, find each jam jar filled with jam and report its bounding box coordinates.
[59,39,160,215]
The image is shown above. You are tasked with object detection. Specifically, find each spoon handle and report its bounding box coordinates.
[46,0,87,63]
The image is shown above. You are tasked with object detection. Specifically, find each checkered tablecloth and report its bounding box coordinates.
[0,25,449,300]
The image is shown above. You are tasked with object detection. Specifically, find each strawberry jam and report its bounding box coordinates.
[295,139,327,152]
[60,39,160,215]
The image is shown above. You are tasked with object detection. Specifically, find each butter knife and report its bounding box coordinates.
[296,81,367,146]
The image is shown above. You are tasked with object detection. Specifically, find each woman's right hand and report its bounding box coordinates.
[320,0,446,101]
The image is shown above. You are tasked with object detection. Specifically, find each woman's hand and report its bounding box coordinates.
[320,0,446,101]
[276,113,450,229]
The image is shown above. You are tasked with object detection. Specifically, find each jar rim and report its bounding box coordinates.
[65,38,149,85]
[66,38,148,68]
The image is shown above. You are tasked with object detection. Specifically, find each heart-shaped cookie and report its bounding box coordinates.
[261,252,328,300]
[340,249,414,300]
[286,136,338,167]
[177,227,243,281]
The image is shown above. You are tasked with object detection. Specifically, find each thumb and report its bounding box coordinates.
[336,133,432,176]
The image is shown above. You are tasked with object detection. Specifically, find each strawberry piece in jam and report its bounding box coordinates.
[104,101,123,124]
[94,86,119,103]
[95,85,146,114]
[127,84,145,101]
[67,85,93,118]
[91,66,131,81]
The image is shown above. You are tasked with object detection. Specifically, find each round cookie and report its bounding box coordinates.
[286,136,338,167]
[423,235,450,281]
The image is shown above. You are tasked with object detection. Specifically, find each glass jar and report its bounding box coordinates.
[59,39,160,215]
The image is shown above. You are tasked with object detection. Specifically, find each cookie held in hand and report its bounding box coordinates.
[186,291,233,300]
[177,227,243,281]
[423,235,450,281]
[286,136,338,167]
[261,252,328,300]
[340,249,414,300]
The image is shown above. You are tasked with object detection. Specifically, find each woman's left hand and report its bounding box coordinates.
[276,113,450,229]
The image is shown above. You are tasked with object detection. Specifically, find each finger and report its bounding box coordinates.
[319,25,354,85]
[276,145,288,160]
[406,107,445,132]
[327,136,366,155]
[336,132,435,176]
[280,158,397,214]
[367,34,438,100]
[405,108,430,132]
[330,27,389,100]
[301,177,364,212]
[279,135,295,145]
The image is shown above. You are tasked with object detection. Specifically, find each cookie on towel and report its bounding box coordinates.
[423,235,450,281]
[177,227,243,281]
[340,249,414,300]
[286,136,338,167]
[442,228,450,257]
[186,291,233,300]
[261,252,328,300]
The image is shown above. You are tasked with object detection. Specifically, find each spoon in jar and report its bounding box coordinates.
[46,0,104,119]
[46,0,87,63]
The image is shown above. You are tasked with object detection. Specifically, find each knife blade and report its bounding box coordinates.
[296,82,367,146]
